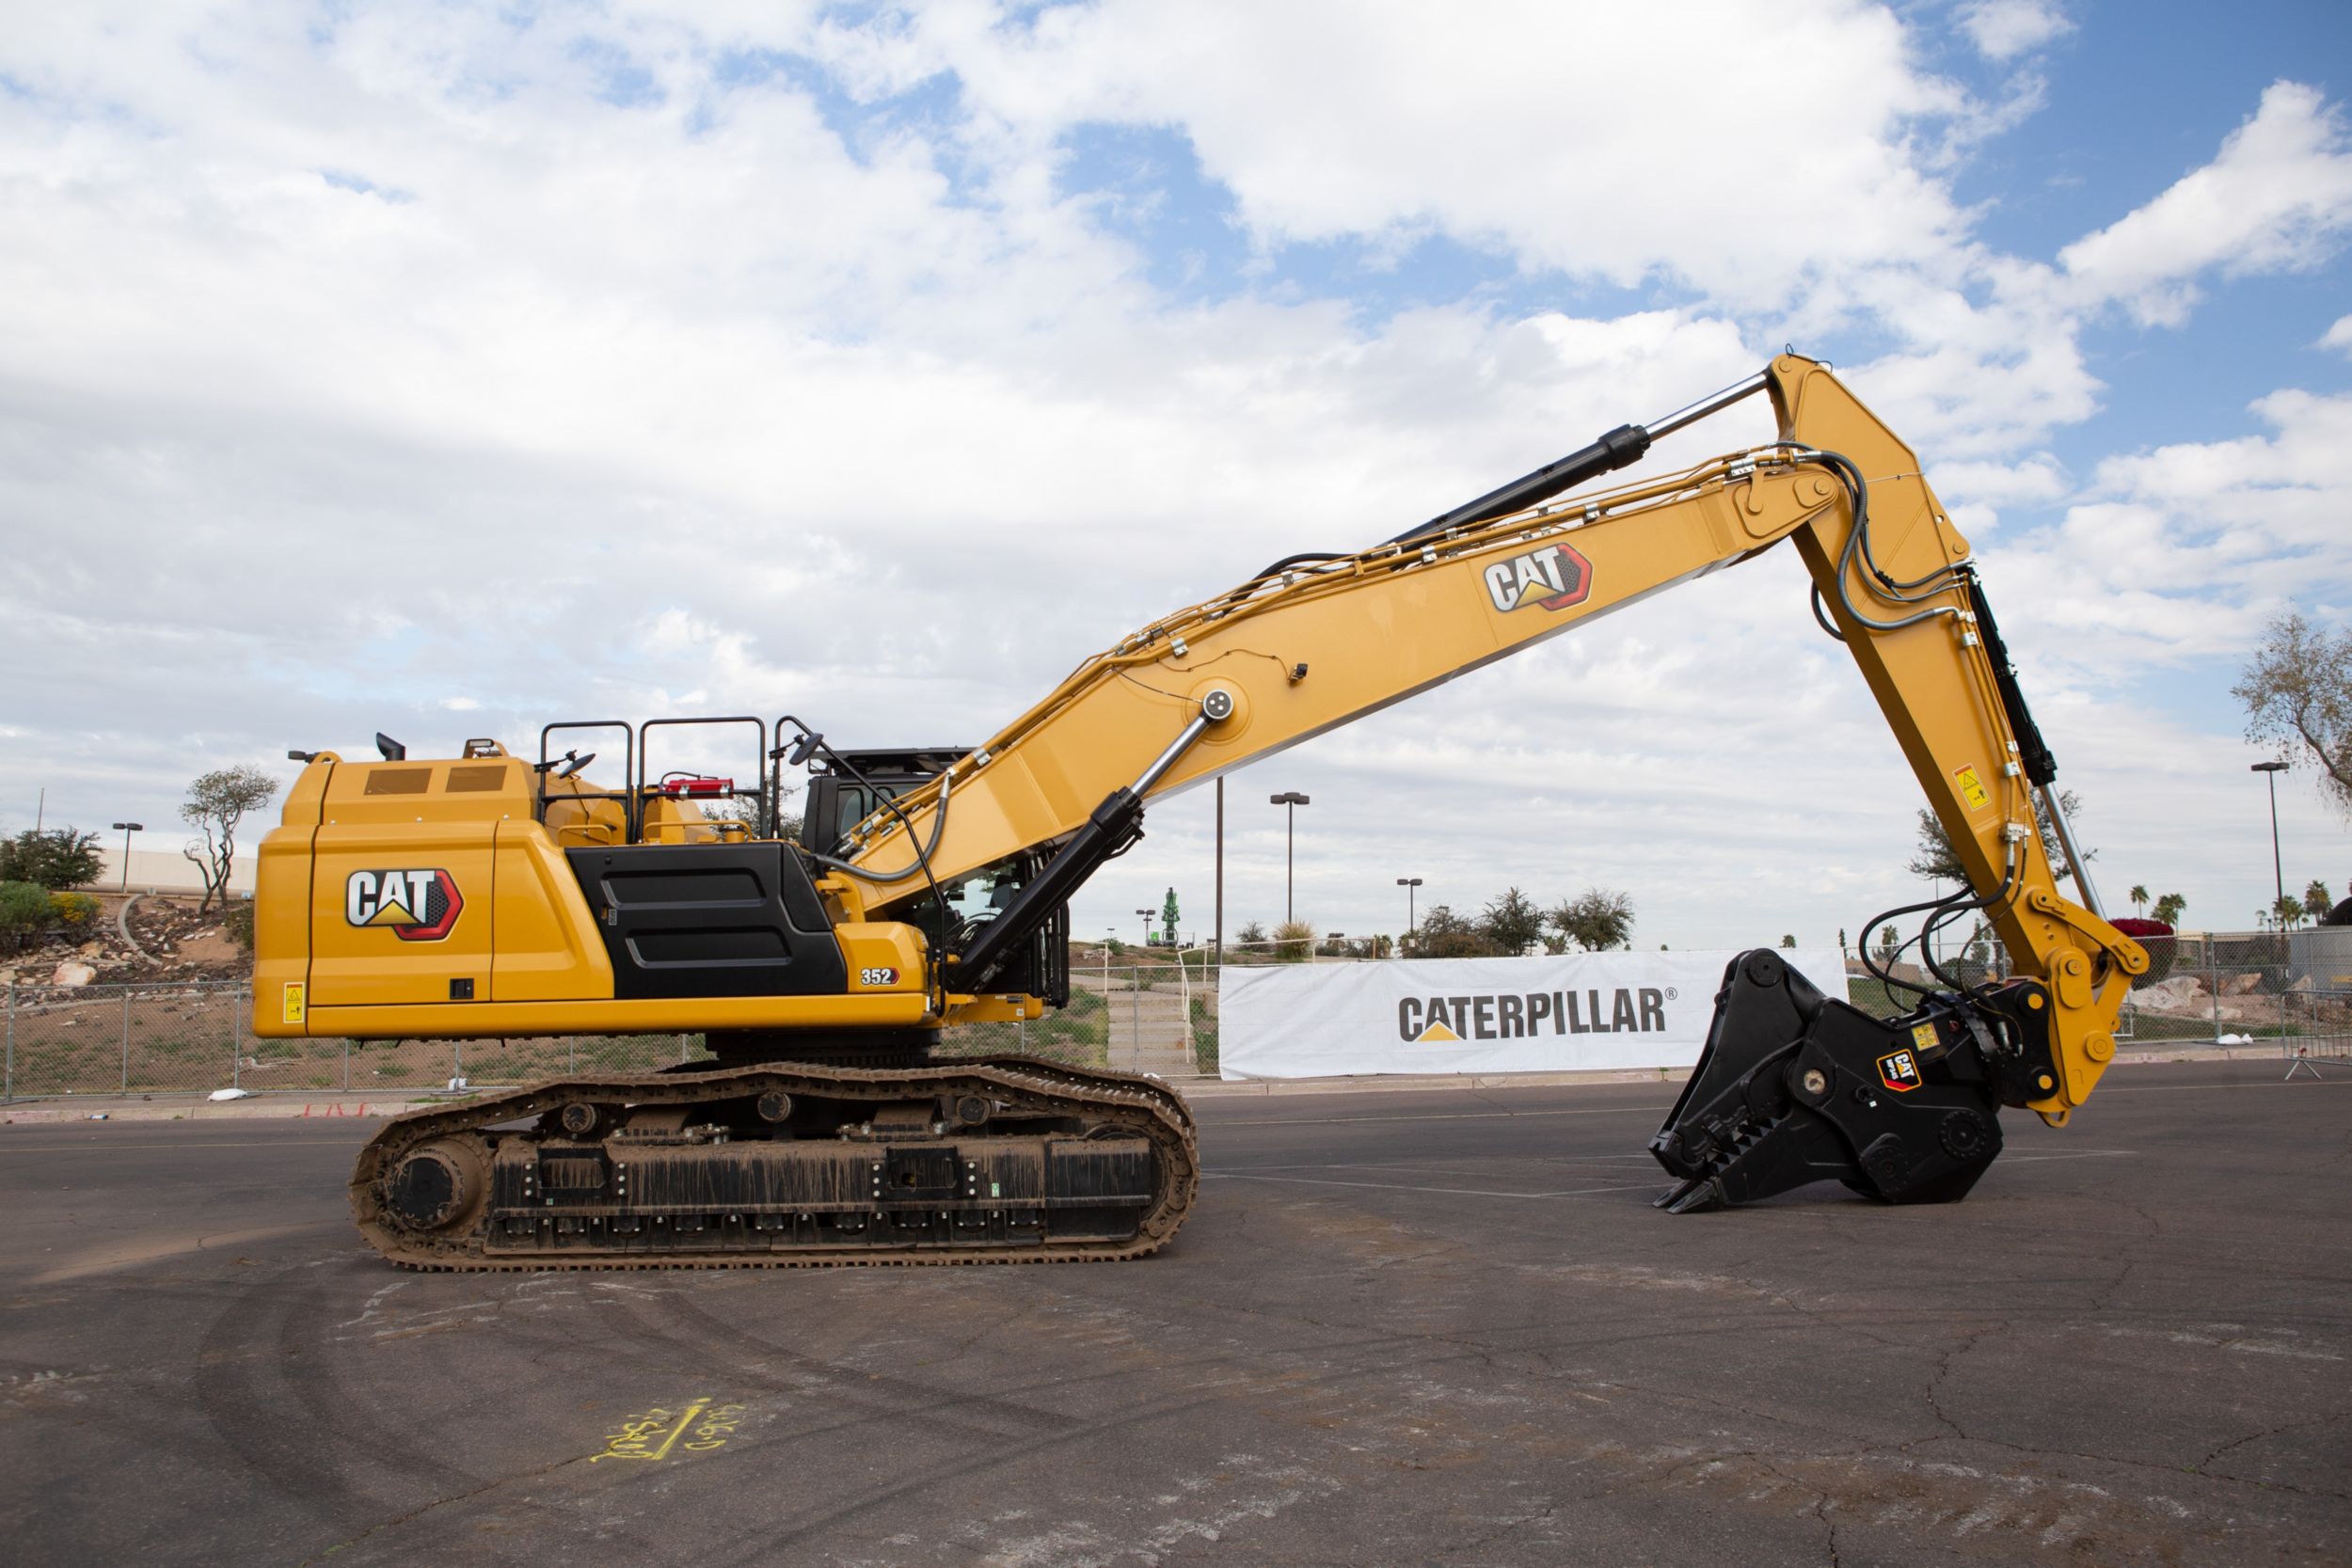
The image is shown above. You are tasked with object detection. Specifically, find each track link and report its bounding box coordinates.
[351,1055,1198,1271]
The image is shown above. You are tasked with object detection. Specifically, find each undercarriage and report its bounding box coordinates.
[351,1055,1198,1270]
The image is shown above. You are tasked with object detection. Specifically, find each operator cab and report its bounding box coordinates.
[524,721,1067,1010]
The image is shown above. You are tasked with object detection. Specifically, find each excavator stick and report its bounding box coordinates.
[1648,950,2043,1213]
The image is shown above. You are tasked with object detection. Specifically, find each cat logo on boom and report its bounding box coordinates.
[345,869,464,942]
[1482,541,1594,614]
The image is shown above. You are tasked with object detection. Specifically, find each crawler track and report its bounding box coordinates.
[350,1055,1198,1271]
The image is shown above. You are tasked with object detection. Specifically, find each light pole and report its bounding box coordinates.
[2252,761,2288,926]
[1397,876,1422,951]
[1269,791,1310,923]
[1136,908,1155,947]
[1214,777,1224,968]
[110,821,143,893]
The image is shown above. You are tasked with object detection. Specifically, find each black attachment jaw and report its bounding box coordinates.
[1648,949,2054,1214]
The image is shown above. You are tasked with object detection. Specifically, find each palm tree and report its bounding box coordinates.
[2129,883,2149,918]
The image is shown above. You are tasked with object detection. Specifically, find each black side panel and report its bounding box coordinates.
[566,844,848,1000]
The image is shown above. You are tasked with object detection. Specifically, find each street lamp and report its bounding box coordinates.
[2252,761,2288,925]
[1397,877,1422,950]
[1269,792,1311,923]
[110,821,143,893]
[1136,908,1155,947]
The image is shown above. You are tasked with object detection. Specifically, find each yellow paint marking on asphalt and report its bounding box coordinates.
[590,1399,746,1465]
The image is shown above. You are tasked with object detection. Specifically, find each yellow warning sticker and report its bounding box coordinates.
[1912,1022,1938,1053]
[281,981,306,1026]
[1953,765,1991,811]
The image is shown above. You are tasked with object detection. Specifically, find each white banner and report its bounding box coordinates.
[1218,948,1848,1080]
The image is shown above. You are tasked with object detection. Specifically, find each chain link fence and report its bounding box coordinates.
[8,935,2340,1102]
[0,982,711,1101]
[940,961,1221,1077]
[1846,927,2351,1067]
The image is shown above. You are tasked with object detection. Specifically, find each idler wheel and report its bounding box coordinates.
[755,1090,794,1124]
[559,1101,601,1136]
[382,1138,487,1232]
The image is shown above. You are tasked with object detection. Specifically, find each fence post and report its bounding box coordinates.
[232,989,242,1090]
[1131,972,1140,1068]
[2209,947,2221,1043]
[121,987,132,1092]
[4,982,13,1103]
[342,1034,350,1093]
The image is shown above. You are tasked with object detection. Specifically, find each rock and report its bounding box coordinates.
[2134,975,2206,1013]
[2226,972,2265,996]
[50,960,95,988]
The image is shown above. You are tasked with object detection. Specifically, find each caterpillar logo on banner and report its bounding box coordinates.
[345,868,464,942]
[1400,987,1665,1043]
[1482,540,1594,615]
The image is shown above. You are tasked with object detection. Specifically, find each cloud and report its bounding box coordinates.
[845,0,1973,309]
[2060,82,2352,325]
[2322,314,2352,355]
[0,5,2344,956]
[1955,1,2074,63]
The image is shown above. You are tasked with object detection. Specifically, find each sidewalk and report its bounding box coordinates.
[0,1040,2290,1124]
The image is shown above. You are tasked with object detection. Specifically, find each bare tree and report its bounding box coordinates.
[2234,611,2352,816]
[182,766,279,913]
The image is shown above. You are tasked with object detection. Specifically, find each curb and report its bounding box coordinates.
[4,1094,447,1125]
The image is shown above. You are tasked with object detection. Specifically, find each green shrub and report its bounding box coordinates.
[1273,919,1316,963]
[0,829,104,890]
[0,880,56,953]
[223,901,256,951]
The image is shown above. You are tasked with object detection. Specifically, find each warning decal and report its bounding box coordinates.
[1953,765,1991,811]
[282,981,307,1026]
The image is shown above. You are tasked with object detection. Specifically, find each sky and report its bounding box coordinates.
[3,0,2349,956]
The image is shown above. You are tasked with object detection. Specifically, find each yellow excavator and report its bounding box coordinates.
[252,353,2145,1269]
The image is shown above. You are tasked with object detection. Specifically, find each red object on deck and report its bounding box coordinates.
[658,776,734,798]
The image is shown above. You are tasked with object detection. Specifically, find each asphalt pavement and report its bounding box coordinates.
[1,1062,2345,1566]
